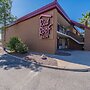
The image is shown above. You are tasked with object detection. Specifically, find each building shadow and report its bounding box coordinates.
[0,54,41,72]
[16,51,90,67]
[56,50,71,56]
[7,51,90,72]
[47,50,90,67]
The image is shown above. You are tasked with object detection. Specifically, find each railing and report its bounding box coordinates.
[67,31,84,42]
[57,28,67,34]
[58,29,84,43]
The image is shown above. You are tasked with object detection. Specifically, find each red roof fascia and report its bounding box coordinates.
[16,2,56,23]
[8,1,56,27]
[55,1,70,22]
[7,1,90,31]
[71,20,90,30]
[7,1,71,28]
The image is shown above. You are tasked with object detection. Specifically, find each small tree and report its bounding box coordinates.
[7,37,28,54]
[79,12,90,27]
[0,0,17,42]
[7,37,21,51]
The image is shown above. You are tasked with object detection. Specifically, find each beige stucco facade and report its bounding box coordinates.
[4,5,84,54]
[5,9,58,54]
[84,28,90,50]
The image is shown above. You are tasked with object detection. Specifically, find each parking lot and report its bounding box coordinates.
[0,53,90,90]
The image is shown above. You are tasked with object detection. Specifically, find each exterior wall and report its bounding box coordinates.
[56,11,83,50]
[57,11,70,27]
[68,39,83,50]
[5,9,57,54]
[84,29,90,50]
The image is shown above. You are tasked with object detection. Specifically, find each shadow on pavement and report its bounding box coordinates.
[1,51,90,72]
[47,51,90,67]
[0,54,41,72]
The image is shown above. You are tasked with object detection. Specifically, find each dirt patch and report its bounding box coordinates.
[11,53,57,66]
[0,47,5,54]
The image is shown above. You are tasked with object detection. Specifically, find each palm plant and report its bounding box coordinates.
[79,12,90,27]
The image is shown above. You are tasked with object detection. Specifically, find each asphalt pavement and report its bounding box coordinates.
[0,63,90,90]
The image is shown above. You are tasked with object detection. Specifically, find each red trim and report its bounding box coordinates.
[16,2,55,22]
[40,14,52,18]
[8,1,56,27]
[7,1,90,30]
[56,1,70,22]
[71,20,90,30]
[7,1,70,27]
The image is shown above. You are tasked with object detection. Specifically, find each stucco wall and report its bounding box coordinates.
[84,29,90,50]
[5,9,57,54]
[57,11,70,27]
[56,11,83,50]
[68,39,83,50]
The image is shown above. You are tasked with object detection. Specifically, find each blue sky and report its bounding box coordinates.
[12,0,90,22]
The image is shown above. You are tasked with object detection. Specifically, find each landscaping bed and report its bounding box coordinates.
[11,52,57,67]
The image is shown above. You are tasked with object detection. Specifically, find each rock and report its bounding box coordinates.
[41,54,47,60]
[25,56,37,63]
[25,56,33,60]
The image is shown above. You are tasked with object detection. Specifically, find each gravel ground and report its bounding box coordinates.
[10,50,90,70]
[0,48,90,90]
[11,52,57,66]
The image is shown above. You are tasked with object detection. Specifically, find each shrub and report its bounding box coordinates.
[7,37,28,53]
[15,42,28,54]
[7,37,21,51]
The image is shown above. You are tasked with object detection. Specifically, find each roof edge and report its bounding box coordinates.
[7,1,71,28]
[7,1,57,28]
[71,20,90,30]
[7,1,90,31]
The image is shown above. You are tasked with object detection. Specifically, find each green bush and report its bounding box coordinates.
[7,37,28,53]
[15,42,28,54]
[7,37,20,51]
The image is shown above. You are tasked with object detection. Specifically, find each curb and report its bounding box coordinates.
[7,54,89,72]
[40,64,89,72]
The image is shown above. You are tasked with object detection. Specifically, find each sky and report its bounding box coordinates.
[12,0,90,22]
[0,0,89,39]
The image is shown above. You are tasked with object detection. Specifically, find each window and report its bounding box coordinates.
[57,24,66,34]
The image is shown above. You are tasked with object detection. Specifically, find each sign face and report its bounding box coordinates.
[39,14,53,39]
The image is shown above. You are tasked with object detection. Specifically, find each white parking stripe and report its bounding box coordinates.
[12,71,39,90]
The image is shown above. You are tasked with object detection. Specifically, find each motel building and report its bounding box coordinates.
[3,0,90,54]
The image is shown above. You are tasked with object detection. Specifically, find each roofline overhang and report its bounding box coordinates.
[7,1,71,28]
[7,1,90,30]
[71,20,90,30]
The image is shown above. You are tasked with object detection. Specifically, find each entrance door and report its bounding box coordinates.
[62,39,66,49]
[57,38,67,49]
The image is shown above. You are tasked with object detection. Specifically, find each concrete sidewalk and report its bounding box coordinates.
[10,51,90,71]
[57,59,89,69]
[0,46,90,71]
[46,50,90,70]
[55,51,90,70]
